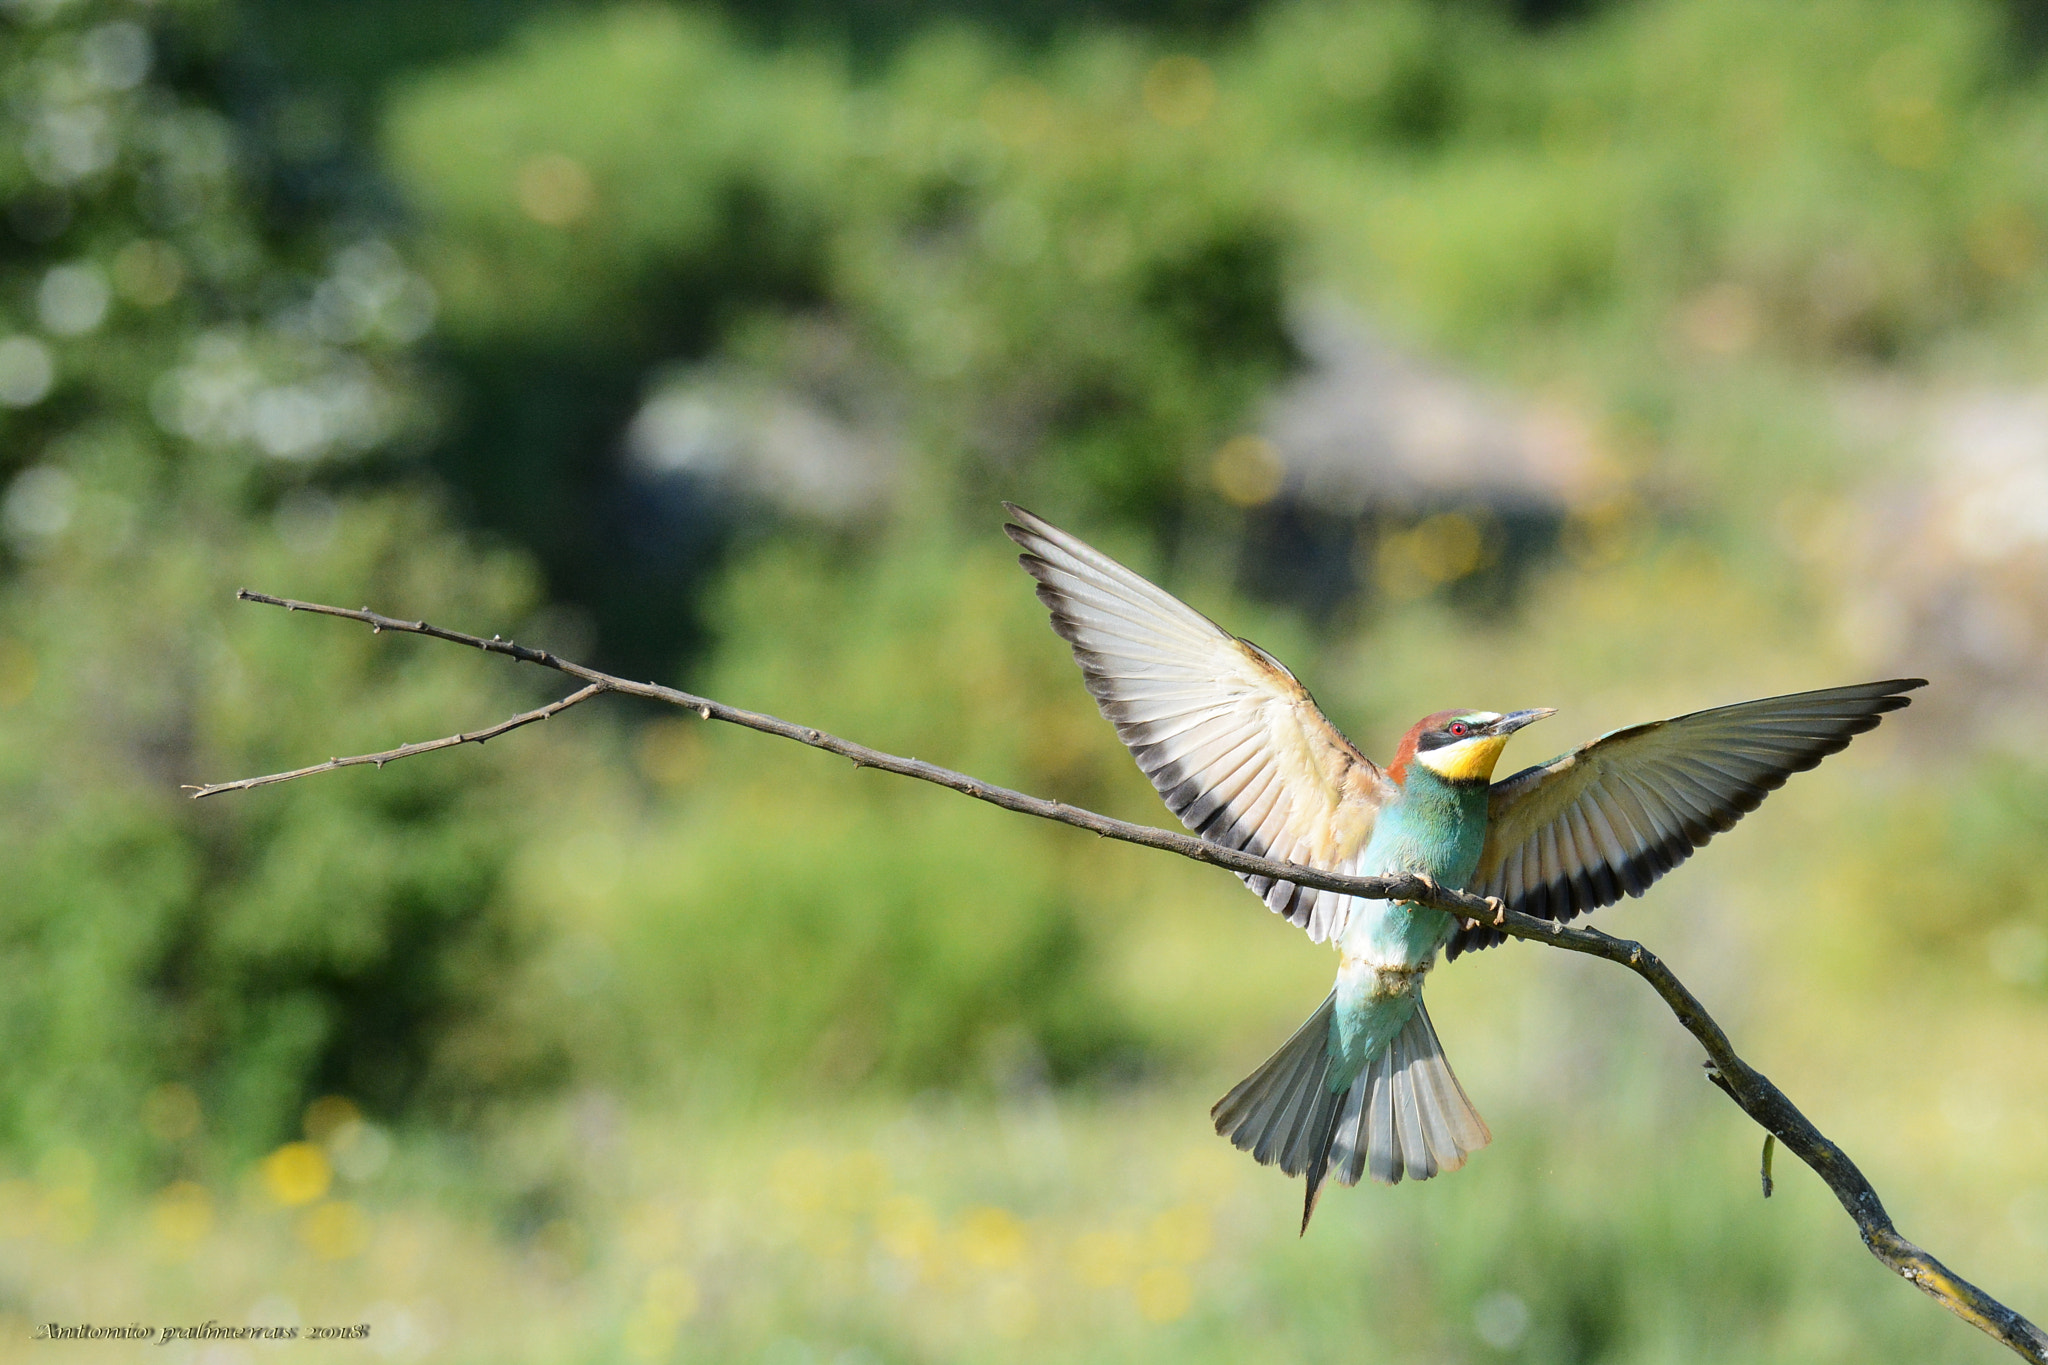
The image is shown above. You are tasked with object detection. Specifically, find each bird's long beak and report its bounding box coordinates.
[1493,708,1556,735]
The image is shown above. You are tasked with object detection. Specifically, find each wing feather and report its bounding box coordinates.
[1448,679,1924,958]
[1006,505,1394,943]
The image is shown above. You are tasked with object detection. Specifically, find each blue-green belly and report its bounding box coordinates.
[1325,771,1491,1082]
[1339,771,1491,969]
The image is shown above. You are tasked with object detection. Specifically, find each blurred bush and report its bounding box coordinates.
[0,0,579,1169]
[383,5,1301,677]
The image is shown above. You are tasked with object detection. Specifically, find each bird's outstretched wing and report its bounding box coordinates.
[1448,679,1925,958]
[1006,505,1395,944]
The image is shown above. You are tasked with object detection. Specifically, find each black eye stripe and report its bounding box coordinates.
[1417,718,1497,750]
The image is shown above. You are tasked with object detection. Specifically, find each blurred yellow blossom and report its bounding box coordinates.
[261,1142,331,1207]
[959,1206,1026,1270]
[1145,1204,1212,1264]
[1134,1265,1193,1323]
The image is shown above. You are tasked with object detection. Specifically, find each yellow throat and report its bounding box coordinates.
[1415,733,1510,784]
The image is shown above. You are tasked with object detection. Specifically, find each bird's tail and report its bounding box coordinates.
[1211,993,1490,1233]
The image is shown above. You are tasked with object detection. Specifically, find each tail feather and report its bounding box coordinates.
[1366,1048,1398,1183]
[1214,993,1490,1232]
[1251,1037,1320,1165]
[1344,997,1490,1190]
[1212,992,1336,1176]
[1329,1076,1371,1187]
[1412,1016,1490,1153]
[1392,1028,1434,1180]
[1268,1045,1331,1166]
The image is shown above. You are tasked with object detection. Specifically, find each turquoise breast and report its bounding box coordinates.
[1343,768,1491,967]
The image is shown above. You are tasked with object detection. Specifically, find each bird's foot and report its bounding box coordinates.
[1409,872,1442,899]
[1484,896,1509,926]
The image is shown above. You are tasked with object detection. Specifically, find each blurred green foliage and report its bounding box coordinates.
[2,0,2048,1359]
[0,0,574,1165]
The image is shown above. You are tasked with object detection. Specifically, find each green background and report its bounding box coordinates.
[0,0,2044,1359]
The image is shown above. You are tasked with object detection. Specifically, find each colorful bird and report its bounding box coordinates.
[1004,504,1922,1231]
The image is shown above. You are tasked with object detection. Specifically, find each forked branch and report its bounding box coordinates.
[189,590,2048,1364]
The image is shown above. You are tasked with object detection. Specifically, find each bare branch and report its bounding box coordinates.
[193,590,2048,1364]
[184,682,609,798]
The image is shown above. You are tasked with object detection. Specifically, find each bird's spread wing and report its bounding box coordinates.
[1448,679,1925,958]
[1006,505,1395,943]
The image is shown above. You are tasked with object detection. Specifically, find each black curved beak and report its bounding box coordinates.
[1494,708,1556,735]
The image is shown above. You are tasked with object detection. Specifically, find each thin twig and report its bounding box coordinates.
[191,589,2048,1365]
[182,682,609,798]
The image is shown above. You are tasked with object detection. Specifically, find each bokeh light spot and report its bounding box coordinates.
[959,1206,1026,1269]
[38,262,111,335]
[517,152,596,227]
[1143,56,1215,128]
[1474,1290,1531,1349]
[149,1181,213,1248]
[980,77,1056,148]
[304,1095,361,1145]
[1133,1265,1192,1323]
[261,1142,332,1207]
[1966,206,2039,281]
[141,1083,202,1142]
[1211,434,1283,507]
[1376,511,1489,597]
[1144,1204,1211,1264]
[0,336,55,407]
[113,239,185,309]
[875,1194,938,1265]
[298,1199,371,1260]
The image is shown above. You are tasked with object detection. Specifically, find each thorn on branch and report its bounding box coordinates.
[1762,1134,1777,1198]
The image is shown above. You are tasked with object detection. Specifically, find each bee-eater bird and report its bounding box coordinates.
[1004,505,1923,1231]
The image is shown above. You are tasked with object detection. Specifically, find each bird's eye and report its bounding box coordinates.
[1448,721,1469,738]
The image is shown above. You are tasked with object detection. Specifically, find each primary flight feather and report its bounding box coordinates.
[1004,504,1922,1231]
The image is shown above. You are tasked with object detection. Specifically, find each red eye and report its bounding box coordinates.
[1448,721,1469,738]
